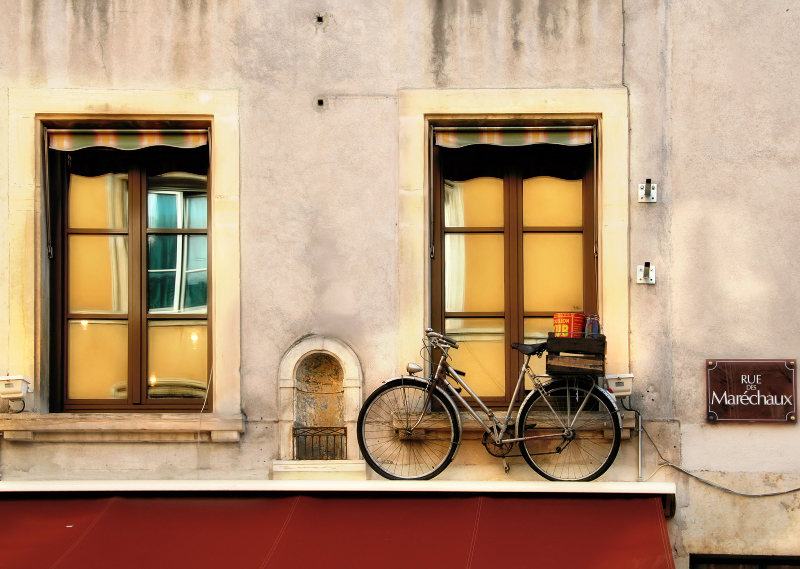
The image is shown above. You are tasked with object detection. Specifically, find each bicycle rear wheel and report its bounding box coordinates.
[517,378,620,481]
[357,378,460,480]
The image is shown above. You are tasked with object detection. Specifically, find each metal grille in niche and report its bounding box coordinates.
[293,427,347,460]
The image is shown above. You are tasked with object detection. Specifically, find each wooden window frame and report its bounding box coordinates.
[430,129,597,407]
[49,142,212,412]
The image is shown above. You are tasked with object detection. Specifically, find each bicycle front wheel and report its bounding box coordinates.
[357,378,460,480]
[517,378,621,481]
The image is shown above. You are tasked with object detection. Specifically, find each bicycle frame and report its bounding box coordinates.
[426,340,617,446]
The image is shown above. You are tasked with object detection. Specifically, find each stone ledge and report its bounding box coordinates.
[457,410,636,432]
[0,479,678,516]
[272,460,367,481]
[0,413,244,443]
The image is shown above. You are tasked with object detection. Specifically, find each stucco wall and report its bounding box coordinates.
[2,0,800,565]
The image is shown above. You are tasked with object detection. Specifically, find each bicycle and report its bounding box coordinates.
[356,328,622,481]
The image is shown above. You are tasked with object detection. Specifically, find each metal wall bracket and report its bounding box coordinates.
[638,179,657,202]
[637,262,656,284]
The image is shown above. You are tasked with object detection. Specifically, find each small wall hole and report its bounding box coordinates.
[314,12,329,27]
[314,96,328,111]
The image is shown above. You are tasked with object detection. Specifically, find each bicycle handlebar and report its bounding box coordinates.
[425,328,459,349]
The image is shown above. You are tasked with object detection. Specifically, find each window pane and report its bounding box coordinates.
[185,195,208,229]
[148,172,207,229]
[185,271,208,310]
[147,235,178,270]
[522,176,582,227]
[147,321,207,399]
[523,233,583,313]
[185,235,207,271]
[444,177,503,228]
[147,234,178,311]
[523,318,551,385]
[147,235,207,314]
[148,272,177,311]
[147,193,178,229]
[68,320,128,399]
[523,317,552,343]
[68,235,128,314]
[445,318,505,397]
[445,234,504,313]
[68,173,128,230]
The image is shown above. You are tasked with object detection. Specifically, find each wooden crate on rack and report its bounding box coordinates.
[546,333,606,376]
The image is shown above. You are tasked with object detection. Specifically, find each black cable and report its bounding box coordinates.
[623,400,800,498]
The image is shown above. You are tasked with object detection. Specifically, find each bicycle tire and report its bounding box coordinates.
[517,378,621,481]
[357,378,460,480]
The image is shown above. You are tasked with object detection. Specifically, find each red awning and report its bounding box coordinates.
[2,493,674,569]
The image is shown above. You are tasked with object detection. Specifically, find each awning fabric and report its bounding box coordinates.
[434,129,592,148]
[2,492,674,569]
[48,130,208,151]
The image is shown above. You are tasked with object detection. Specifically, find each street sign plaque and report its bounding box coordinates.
[707,360,796,423]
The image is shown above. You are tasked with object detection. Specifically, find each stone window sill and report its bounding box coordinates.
[0,413,244,443]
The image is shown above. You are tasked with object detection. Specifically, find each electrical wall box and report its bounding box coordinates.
[637,263,656,284]
[638,180,657,202]
[0,376,32,399]
[605,374,634,398]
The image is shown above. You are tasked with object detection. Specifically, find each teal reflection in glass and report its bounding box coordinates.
[185,272,208,309]
[186,235,207,271]
[184,235,207,310]
[147,235,207,313]
[147,193,178,229]
[147,235,177,270]
[185,195,207,229]
[148,173,207,230]
[148,272,177,311]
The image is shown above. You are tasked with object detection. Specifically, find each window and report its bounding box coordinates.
[431,126,597,406]
[690,554,800,569]
[47,130,211,411]
[398,90,629,396]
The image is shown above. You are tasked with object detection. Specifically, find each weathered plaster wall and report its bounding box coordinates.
[0,0,624,472]
[3,0,800,565]
[624,0,800,563]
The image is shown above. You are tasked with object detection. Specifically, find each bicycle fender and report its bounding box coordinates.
[594,385,621,414]
[378,375,464,449]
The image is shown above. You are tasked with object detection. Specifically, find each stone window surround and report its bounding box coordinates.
[0,89,243,443]
[397,89,630,375]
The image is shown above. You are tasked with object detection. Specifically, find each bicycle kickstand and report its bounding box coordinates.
[502,458,510,474]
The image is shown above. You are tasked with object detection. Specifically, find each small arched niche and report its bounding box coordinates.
[295,352,344,429]
[276,335,364,477]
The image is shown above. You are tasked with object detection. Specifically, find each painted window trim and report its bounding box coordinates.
[2,89,241,437]
[397,89,630,375]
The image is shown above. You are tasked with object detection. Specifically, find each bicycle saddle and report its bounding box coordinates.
[511,342,547,356]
